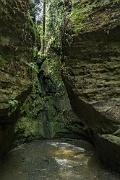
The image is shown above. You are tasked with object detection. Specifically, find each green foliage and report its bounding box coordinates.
[0,36,10,46]
[69,0,119,32]
[8,99,18,116]
[27,62,38,73]
[38,52,48,59]
[0,55,8,66]
[37,0,65,51]
[33,46,38,57]
[46,0,65,49]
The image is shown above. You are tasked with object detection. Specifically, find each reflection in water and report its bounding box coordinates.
[0,139,120,180]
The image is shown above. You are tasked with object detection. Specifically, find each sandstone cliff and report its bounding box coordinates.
[62,0,120,172]
[0,0,39,156]
[0,0,86,152]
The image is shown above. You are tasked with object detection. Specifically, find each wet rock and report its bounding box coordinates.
[0,0,40,157]
[0,139,120,180]
[62,0,120,173]
[14,52,86,145]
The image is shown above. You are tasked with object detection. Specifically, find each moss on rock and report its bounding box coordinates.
[69,0,120,33]
[62,0,120,173]
[0,0,40,156]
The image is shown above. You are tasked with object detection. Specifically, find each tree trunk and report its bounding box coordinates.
[42,0,46,54]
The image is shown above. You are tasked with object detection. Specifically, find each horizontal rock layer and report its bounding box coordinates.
[0,0,38,156]
[62,0,120,173]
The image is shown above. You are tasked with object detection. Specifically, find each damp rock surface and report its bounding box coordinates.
[0,139,120,180]
[62,0,120,172]
[0,0,40,157]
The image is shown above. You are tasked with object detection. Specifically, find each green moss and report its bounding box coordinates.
[69,4,90,32]
[113,129,120,137]
[69,0,119,33]
[69,1,97,32]
[14,117,44,145]
[50,122,62,138]
[0,56,8,66]
[101,134,120,145]
[16,117,36,137]
[8,99,18,116]
[0,36,10,46]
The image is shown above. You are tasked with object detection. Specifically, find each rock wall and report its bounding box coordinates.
[62,0,120,173]
[14,51,86,146]
[0,0,39,157]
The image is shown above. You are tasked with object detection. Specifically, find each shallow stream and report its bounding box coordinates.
[0,139,120,180]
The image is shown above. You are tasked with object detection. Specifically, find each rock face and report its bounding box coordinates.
[0,0,39,156]
[0,0,85,150]
[62,0,120,173]
[14,52,86,145]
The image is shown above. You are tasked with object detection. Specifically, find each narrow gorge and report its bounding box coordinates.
[0,0,120,179]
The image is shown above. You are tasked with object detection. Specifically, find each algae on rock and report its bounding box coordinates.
[14,50,86,145]
[62,0,120,173]
[0,0,40,156]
